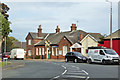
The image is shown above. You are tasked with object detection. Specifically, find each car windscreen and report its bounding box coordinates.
[104,50,117,55]
[74,52,82,56]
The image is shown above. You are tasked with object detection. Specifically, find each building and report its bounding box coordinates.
[26,24,103,59]
[98,29,120,55]
[13,42,26,51]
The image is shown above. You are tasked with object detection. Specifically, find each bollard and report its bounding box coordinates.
[3,58,8,66]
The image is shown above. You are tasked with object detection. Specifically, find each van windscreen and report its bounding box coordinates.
[104,50,117,55]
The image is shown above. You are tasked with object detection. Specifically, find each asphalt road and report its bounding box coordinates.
[2,60,119,80]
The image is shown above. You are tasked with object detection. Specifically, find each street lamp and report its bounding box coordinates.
[106,0,113,49]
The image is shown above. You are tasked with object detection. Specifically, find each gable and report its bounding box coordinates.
[80,34,98,43]
[25,32,33,40]
[58,36,73,46]
[70,43,83,48]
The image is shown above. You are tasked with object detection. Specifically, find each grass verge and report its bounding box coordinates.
[0,62,10,66]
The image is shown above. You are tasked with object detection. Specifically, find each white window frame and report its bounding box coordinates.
[28,50,31,56]
[63,46,67,56]
[39,48,41,55]
[42,48,44,55]
[28,39,31,45]
[52,47,54,56]
[36,48,38,55]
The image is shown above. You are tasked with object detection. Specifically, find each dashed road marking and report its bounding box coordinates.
[62,70,67,75]
[82,70,89,75]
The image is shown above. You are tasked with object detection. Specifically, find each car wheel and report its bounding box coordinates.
[87,59,92,64]
[65,58,68,62]
[74,59,78,63]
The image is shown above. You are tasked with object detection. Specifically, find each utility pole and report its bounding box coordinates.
[106,0,113,49]
[4,36,6,53]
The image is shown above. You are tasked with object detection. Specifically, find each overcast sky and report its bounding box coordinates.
[2,0,119,42]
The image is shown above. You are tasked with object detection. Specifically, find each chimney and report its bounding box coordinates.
[56,25,60,33]
[71,24,77,31]
[79,32,83,41]
[38,25,42,37]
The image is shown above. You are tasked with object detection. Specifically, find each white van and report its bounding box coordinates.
[10,48,24,60]
[87,47,120,64]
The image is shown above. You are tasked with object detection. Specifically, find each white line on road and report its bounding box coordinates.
[63,75,86,78]
[82,70,89,75]
[62,70,67,75]
[53,76,60,79]
[62,65,67,69]
[86,76,90,80]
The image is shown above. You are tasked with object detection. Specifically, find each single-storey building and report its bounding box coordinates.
[26,24,103,59]
[98,29,120,55]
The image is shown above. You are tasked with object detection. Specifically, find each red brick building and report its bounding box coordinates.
[26,24,103,59]
[98,29,120,56]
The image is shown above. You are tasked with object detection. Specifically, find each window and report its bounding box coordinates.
[39,48,41,55]
[63,46,67,56]
[42,48,44,55]
[28,39,31,45]
[28,50,31,56]
[99,50,105,55]
[36,48,38,55]
[52,48,54,56]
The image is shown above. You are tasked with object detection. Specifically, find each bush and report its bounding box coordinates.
[35,55,40,59]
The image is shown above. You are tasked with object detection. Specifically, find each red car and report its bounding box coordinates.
[2,52,11,59]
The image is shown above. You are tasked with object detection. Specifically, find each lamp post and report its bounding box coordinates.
[106,0,113,49]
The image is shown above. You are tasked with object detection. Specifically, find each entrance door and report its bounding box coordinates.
[47,48,49,59]
[63,46,67,56]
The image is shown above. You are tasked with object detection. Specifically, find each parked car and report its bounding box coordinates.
[65,52,87,63]
[10,48,24,60]
[2,52,11,59]
[87,47,120,64]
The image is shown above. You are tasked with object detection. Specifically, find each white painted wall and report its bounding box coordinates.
[81,35,98,57]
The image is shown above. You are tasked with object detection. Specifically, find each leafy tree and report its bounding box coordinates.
[0,3,9,19]
[0,3,12,54]
[99,34,107,44]
[2,36,20,52]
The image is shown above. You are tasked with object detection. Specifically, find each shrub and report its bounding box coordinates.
[35,55,40,59]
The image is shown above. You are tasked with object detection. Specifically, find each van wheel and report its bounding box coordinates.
[14,57,17,60]
[87,59,92,64]
[65,58,68,62]
[102,60,106,65]
[74,59,78,63]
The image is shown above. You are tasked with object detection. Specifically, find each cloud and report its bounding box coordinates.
[3,2,118,41]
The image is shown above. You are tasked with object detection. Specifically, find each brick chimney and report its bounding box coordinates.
[38,25,42,37]
[56,25,60,33]
[79,32,83,41]
[71,24,77,31]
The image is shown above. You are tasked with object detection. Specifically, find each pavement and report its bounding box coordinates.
[2,60,25,70]
[1,60,119,80]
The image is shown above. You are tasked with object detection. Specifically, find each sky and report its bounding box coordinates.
[1,0,119,42]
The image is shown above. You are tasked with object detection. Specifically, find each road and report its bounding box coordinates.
[2,60,119,80]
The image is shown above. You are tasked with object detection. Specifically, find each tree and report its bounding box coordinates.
[99,34,107,44]
[0,3,9,19]
[2,36,19,52]
[0,3,12,54]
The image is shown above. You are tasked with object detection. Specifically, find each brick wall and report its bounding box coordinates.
[58,36,72,59]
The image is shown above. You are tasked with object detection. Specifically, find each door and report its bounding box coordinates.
[63,46,67,56]
[98,50,105,62]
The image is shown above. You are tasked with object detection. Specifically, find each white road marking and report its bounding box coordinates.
[66,72,86,75]
[53,76,60,79]
[82,70,89,75]
[86,76,90,80]
[63,75,86,78]
[62,65,67,69]
[62,70,67,75]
